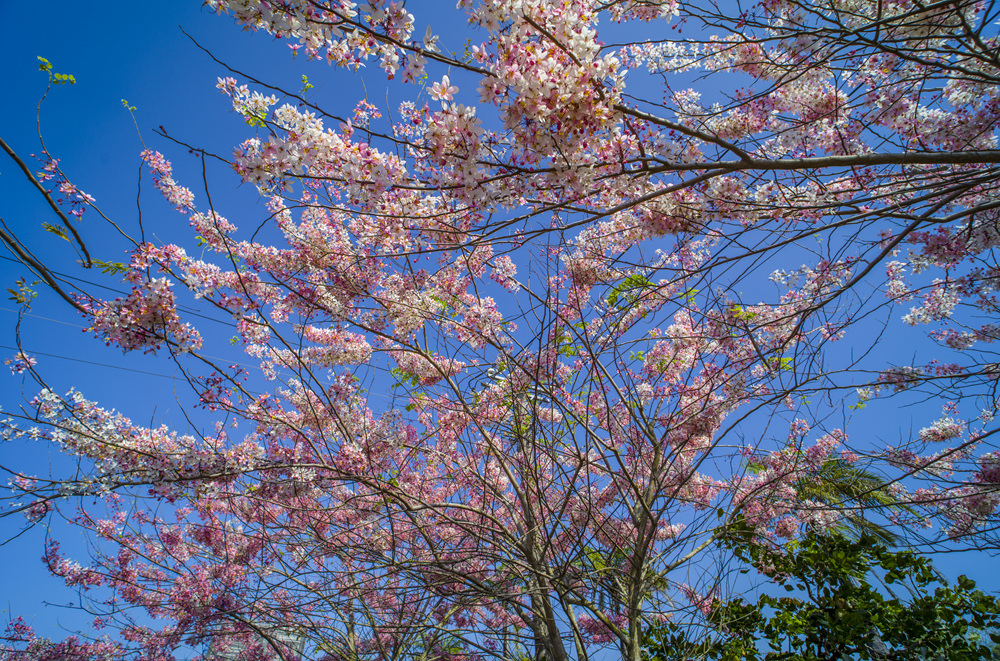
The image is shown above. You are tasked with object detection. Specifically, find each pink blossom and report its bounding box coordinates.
[5,350,36,375]
[429,75,458,104]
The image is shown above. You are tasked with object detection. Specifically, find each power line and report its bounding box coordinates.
[0,307,259,376]
[0,306,84,328]
[0,343,180,380]
[0,254,234,326]
[1,340,408,406]
[0,300,411,405]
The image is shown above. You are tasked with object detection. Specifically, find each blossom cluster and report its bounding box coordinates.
[391,349,466,386]
[140,150,194,211]
[5,350,37,375]
[33,151,95,219]
[83,278,201,353]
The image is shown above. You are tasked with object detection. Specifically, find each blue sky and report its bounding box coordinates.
[2,0,999,651]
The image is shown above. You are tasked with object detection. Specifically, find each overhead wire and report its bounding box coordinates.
[0,342,180,380]
[0,308,408,405]
[0,253,234,326]
[0,255,426,406]
[0,306,259,378]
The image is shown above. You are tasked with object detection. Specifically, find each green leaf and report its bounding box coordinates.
[679,288,699,304]
[92,259,129,276]
[646,533,1000,661]
[37,57,77,85]
[7,278,40,306]
[41,222,69,241]
[606,273,654,308]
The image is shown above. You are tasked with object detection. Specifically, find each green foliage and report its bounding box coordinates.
[41,222,69,241]
[607,274,654,308]
[767,356,793,372]
[91,259,129,276]
[796,460,916,544]
[730,305,758,322]
[7,278,39,306]
[430,294,460,318]
[553,327,580,357]
[37,56,75,84]
[390,367,423,388]
[644,532,1000,661]
[679,288,699,305]
[573,545,671,614]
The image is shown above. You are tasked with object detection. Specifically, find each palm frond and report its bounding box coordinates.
[795,459,912,543]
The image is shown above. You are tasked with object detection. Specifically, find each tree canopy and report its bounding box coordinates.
[645,530,1000,661]
[2,0,1000,660]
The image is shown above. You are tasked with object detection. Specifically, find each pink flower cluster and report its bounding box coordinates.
[85,278,201,353]
[5,350,36,375]
[391,350,466,386]
[299,324,374,365]
[33,151,95,219]
[140,150,194,211]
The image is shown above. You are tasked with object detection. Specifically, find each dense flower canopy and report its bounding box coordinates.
[3,0,1000,660]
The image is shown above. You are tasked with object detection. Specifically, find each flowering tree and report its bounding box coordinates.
[3,0,1000,660]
